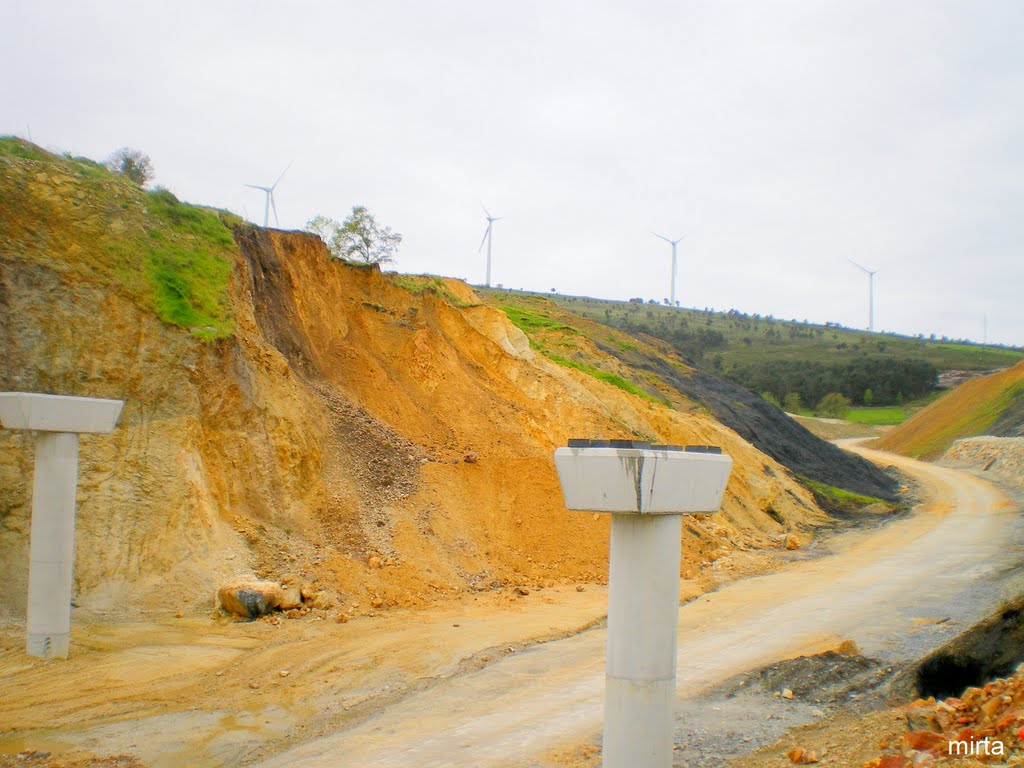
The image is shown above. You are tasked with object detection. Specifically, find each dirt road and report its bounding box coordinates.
[1,446,1020,767]
[253,445,1022,767]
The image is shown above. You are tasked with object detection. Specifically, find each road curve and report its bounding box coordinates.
[255,446,1022,768]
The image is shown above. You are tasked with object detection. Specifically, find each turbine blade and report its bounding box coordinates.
[270,193,279,226]
[481,202,492,218]
[478,225,490,252]
[849,259,870,274]
[652,232,672,244]
[272,161,293,190]
[244,184,268,190]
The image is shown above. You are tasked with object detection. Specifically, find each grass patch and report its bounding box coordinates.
[0,137,46,160]
[800,476,888,515]
[548,354,667,404]
[841,407,908,426]
[389,274,474,307]
[0,139,237,340]
[141,189,235,338]
[498,304,574,334]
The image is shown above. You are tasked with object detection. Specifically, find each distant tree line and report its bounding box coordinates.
[617,318,727,360]
[727,357,938,407]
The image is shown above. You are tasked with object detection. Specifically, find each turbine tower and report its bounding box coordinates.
[244,162,292,227]
[479,205,502,287]
[849,260,879,332]
[652,232,686,305]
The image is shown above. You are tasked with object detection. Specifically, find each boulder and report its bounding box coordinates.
[218,580,284,619]
[279,585,303,610]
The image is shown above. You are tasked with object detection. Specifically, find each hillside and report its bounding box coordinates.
[477,291,896,501]
[539,293,1022,409]
[875,360,1024,459]
[0,139,882,619]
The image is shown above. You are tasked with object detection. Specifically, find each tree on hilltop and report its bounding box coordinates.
[306,206,401,265]
[105,147,154,186]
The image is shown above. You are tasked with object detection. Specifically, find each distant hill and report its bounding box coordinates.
[530,293,1022,410]
[547,294,1021,373]
[874,361,1024,459]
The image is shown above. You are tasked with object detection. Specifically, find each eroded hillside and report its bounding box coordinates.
[2,140,856,620]
[877,360,1024,459]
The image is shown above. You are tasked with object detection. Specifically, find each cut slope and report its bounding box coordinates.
[1,141,835,619]
[480,292,897,501]
[875,360,1024,459]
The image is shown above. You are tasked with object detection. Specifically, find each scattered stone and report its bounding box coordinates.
[368,555,382,569]
[249,681,260,689]
[175,611,184,619]
[785,534,801,550]
[300,584,317,601]
[576,585,585,592]
[835,639,861,656]
[311,591,335,610]
[369,595,383,609]
[279,670,290,678]
[336,612,350,623]
[218,581,284,619]
[906,705,942,733]
[782,688,794,699]
[514,587,530,596]
[464,452,479,464]
[285,609,303,619]
[902,730,945,752]
[785,746,819,763]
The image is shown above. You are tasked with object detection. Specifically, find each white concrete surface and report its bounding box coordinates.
[0,392,123,434]
[553,443,732,768]
[26,432,80,659]
[0,392,124,659]
[604,513,682,768]
[553,445,732,513]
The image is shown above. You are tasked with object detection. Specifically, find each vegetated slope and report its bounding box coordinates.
[0,139,832,618]
[479,291,898,501]
[875,360,1024,459]
[549,294,1021,410]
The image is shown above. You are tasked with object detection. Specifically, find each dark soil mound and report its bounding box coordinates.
[597,338,900,501]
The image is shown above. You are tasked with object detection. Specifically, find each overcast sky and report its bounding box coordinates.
[3,1,1022,346]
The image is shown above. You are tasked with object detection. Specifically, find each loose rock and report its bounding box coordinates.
[218,580,285,619]
[279,585,303,610]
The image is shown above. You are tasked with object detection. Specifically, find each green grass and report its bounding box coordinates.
[800,477,886,508]
[840,407,908,426]
[498,304,576,334]
[0,138,237,340]
[141,189,236,338]
[548,354,667,404]
[389,274,475,307]
[537,292,1022,372]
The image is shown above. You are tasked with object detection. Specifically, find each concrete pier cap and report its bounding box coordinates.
[0,392,125,660]
[553,439,733,768]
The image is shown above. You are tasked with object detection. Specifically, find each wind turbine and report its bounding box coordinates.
[849,260,879,332]
[652,232,686,306]
[244,162,292,227]
[479,205,502,287]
